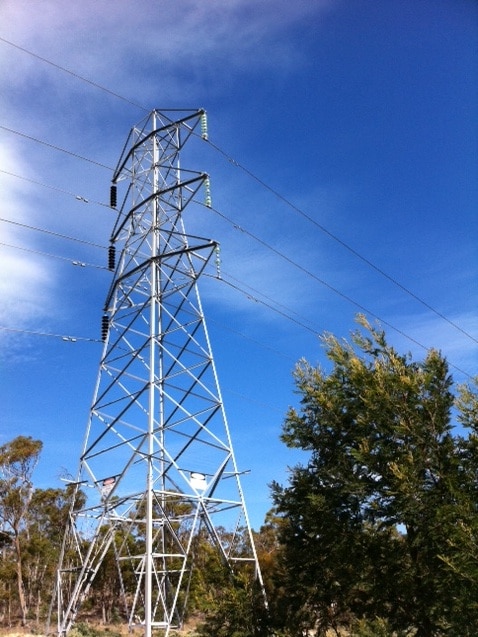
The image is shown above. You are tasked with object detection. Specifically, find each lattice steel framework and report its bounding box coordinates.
[56,109,264,637]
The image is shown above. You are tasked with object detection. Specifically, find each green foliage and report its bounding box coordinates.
[69,623,102,637]
[439,377,478,633]
[271,316,478,636]
[68,622,121,637]
[196,570,270,637]
[350,616,411,637]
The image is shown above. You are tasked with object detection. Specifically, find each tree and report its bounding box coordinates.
[271,316,475,636]
[439,377,478,631]
[0,436,43,625]
[196,569,270,637]
[26,487,75,623]
[191,526,271,636]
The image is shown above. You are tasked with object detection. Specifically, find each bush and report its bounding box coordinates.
[351,617,413,637]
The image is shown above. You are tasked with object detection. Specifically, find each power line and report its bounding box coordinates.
[221,268,319,331]
[203,137,478,346]
[3,234,304,347]
[0,169,111,208]
[1,221,316,345]
[0,230,306,361]
[0,325,99,343]
[1,41,473,423]
[0,241,108,270]
[0,217,107,250]
[0,37,199,115]
[199,197,478,346]
[202,200,373,308]
[217,275,319,336]
[0,36,149,113]
[218,271,417,348]
[0,125,113,171]
[0,267,472,380]
[1,213,472,380]
[2,166,400,345]
[212,275,473,381]
[198,200,471,354]
[206,316,295,363]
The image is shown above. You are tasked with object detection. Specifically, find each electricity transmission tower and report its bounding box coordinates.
[56,109,265,637]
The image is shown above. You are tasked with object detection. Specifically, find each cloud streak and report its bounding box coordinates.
[1,0,333,103]
[0,141,59,334]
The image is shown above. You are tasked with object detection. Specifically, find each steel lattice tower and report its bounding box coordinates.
[56,109,265,637]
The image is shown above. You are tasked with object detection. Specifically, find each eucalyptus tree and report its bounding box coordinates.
[26,487,75,623]
[0,436,43,625]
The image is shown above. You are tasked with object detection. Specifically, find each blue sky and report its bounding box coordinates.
[0,0,477,529]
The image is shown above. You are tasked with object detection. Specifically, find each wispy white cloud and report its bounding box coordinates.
[0,248,54,323]
[0,142,58,335]
[0,0,333,104]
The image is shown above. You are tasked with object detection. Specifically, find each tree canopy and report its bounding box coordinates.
[271,316,478,636]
